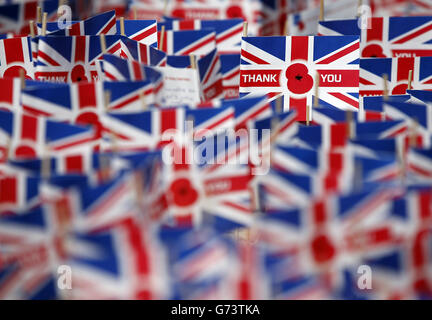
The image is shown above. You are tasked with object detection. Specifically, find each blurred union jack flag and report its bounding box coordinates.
[319,16,432,58]
[240,36,360,121]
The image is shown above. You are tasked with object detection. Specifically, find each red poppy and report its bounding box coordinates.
[391,83,408,95]
[310,233,336,264]
[71,64,88,82]
[362,44,386,58]
[76,112,103,138]
[169,177,199,207]
[3,65,28,79]
[286,63,314,95]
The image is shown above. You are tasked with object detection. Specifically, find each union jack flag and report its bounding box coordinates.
[47,10,117,36]
[319,17,432,58]
[158,18,243,54]
[21,81,105,137]
[362,95,410,122]
[117,19,157,47]
[157,29,217,56]
[105,80,160,112]
[0,36,34,79]
[99,54,163,94]
[0,0,58,35]
[370,0,432,16]
[35,35,123,83]
[222,95,272,131]
[120,37,166,66]
[287,0,363,37]
[360,57,432,96]
[0,165,41,214]
[100,107,186,151]
[0,206,61,299]
[240,36,360,121]
[65,217,166,299]
[0,109,97,160]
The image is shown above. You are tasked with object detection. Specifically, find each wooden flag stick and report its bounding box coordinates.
[58,0,64,17]
[29,20,36,38]
[357,0,363,17]
[134,169,145,208]
[139,90,147,111]
[242,22,248,37]
[408,70,413,90]
[189,54,196,69]
[314,72,320,107]
[104,90,111,112]
[37,6,42,24]
[383,74,389,100]
[159,26,165,51]
[133,7,138,20]
[276,95,282,113]
[306,105,310,126]
[100,34,107,54]
[163,0,169,16]
[284,18,290,36]
[41,12,48,36]
[410,119,419,148]
[42,146,51,180]
[120,17,125,36]
[319,0,325,21]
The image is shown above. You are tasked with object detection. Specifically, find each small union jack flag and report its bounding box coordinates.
[0,36,34,79]
[240,35,360,121]
[158,18,243,54]
[117,19,157,48]
[360,57,432,96]
[35,35,123,82]
[158,29,217,56]
[47,10,117,36]
[0,0,58,35]
[0,109,97,160]
[319,16,432,58]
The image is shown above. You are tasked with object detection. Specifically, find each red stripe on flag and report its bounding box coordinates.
[317,41,359,65]
[290,97,307,121]
[132,25,157,42]
[69,23,82,35]
[74,36,86,63]
[178,20,196,30]
[393,23,432,44]
[181,35,215,55]
[0,177,17,204]
[5,38,24,65]
[328,92,359,108]
[161,109,177,133]
[216,25,243,44]
[65,155,84,173]
[291,36,309,61]
[78,82,97,108]
[21,114,38,141]
[132,61,144,80]
[367,18,383,42]
[37,51,61,66]
[100,18,116,35]
[396,57,415,81]
[0,79,13,105]
[241,50,269,65]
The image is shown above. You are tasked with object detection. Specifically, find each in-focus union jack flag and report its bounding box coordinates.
[240,36,360,121]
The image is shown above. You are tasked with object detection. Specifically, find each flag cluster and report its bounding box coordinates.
[1,0,432,300]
